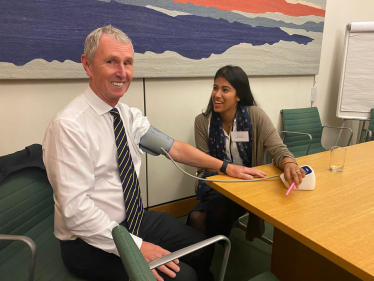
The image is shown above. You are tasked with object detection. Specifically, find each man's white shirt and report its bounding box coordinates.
[43,86,150,255]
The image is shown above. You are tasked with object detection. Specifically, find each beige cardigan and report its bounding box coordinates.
[194,106,295,240]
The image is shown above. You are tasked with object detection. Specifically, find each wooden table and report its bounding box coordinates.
[207,142,374,281]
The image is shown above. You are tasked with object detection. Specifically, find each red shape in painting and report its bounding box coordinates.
[173,0,325,17]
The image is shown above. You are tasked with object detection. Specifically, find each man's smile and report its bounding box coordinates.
[111,82,124,87]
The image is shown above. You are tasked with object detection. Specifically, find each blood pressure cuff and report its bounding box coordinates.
[139,126,174,156]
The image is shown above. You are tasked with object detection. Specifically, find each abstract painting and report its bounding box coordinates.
[0,0,326,79]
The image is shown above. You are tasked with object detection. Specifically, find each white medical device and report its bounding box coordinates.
[280,165,316,191]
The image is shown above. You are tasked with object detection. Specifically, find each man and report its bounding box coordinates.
[43,25,266,281]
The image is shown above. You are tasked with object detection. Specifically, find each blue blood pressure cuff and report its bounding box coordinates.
[139,126,174,156]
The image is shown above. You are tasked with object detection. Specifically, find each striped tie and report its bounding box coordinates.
[109,108,144,235]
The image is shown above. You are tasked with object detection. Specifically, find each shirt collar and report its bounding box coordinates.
[83,86,114,116]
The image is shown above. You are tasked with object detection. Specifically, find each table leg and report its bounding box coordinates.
[270,228,361,281]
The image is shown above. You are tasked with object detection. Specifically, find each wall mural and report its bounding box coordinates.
[0,0,326,79]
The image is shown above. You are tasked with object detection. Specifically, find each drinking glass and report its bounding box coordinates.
[329,146,347,172]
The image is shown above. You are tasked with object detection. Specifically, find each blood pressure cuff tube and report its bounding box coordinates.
[139,126,174,156]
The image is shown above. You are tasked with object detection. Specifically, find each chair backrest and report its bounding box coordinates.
[281,107,323,157]
[0,168,54,261]
[112,225,156,281]
[368,108,374,137]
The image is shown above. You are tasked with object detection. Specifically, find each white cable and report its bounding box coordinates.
[161,148,280,183]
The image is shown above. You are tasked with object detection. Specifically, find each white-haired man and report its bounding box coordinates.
[43,25,265,281]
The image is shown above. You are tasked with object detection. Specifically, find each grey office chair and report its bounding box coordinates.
[361,108,374,142]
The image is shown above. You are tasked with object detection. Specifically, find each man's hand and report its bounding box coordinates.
[226,164,266,180]
[140,241,180,281]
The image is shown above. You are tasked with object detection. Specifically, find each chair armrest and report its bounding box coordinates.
[113,226,156,281]
[0,234,36,281]
[361,128,372,142]
[280,131,313,155]
[368,130,372,141]
[148,235,230,281]
[322,126,353,146]
[113,225,230,281]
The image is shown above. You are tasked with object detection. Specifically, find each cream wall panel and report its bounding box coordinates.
[249,76,314,131]
[315,0,374,147]
[0,79,87,155]
[145,78,212,206]
[0,78,148,206]
[145,76,314,206]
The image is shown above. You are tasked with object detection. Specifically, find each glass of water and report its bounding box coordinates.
[329,146,347,172]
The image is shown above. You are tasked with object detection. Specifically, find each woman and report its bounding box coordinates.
[188,65,304,240]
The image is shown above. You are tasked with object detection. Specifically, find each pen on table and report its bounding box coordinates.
[286,182,295,196]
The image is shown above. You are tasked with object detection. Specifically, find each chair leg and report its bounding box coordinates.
[235,213,273,245]
[234,214,248,231]
[258,235,273,246]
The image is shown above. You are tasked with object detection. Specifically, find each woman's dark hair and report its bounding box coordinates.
[203,65,257,116]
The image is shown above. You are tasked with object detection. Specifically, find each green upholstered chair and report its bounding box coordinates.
[361,108,374,142]
[281,107,353,158]
[112,225,279,281]
[0,167,81,281]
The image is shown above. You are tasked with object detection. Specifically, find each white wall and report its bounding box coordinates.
[1,0,373,206]
[315,0,374,148]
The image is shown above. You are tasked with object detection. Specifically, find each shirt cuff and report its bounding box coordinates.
[130,233,143,249]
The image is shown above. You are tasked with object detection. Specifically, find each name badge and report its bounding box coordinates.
[231,131,249,142]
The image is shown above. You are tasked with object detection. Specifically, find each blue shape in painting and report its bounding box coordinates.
[0,0,313,65]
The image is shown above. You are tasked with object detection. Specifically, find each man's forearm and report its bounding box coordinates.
[168,140,223,170]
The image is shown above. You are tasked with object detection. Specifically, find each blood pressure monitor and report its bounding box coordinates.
[280,165,316,191]
[139,126,174,156]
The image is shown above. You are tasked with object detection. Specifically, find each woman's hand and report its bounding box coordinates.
[283,162,305,188]
[226,164,266,180]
